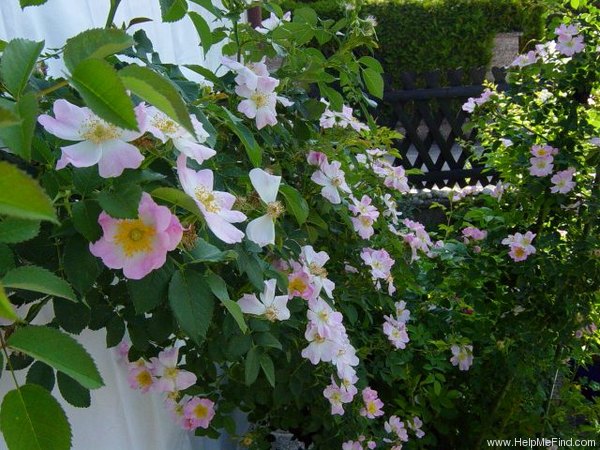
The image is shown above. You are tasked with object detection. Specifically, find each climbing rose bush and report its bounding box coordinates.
[0,0,598,449]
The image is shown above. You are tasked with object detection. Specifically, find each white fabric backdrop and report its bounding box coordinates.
[0,1,246,449]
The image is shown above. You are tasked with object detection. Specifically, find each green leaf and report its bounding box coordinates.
[151,187,202,217]
[359,56,383,73]
[188,12,213,56]
[188,0,224,18]
[63,236,102,294]
[53,298,90,335]
[7,326,103,389]
[63,28,134,73]
[57,372,90,408]
[26,361,55,392]
[168,271,214,345]
[0,107,21,129]
[128,261,174,314]
[0,218,40,244]
[244,346,260,386]
[19,0,48,7]
[254,332,282,350]
[0,93,39,161]
[70,58,137,131]
[294,7,318,27]
[220,107,262,166]
[279,184,309,225]
[188,238,238,263]
[319,83,343,111]
[259,353,275,387]
[0,384,71,450]
[3,266,76,302]
[362,67,384,99]
[206,272,247,333]
[159,0,188,22]
[72,200,102,242]
[0,38,44,98]
[119,64,194,135]
[96,184,142,219]
[184,64,222,87]
[0,283,18,322]
[105,315,126,348]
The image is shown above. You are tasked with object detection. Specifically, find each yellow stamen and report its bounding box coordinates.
[194,186,220,213]
[114,219,155,257]
[81,118,119,144]
[266,201,284,219]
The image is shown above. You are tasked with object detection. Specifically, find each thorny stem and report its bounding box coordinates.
[0,331,20,391]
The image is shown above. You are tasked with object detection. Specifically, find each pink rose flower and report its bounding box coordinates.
[38,99,147,178]
[89,192,183,280]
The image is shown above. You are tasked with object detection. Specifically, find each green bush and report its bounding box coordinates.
[277,0,546,86]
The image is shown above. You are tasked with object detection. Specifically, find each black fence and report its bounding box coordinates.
[377,67,509,189]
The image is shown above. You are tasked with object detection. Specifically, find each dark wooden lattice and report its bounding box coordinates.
[377,67,508,189]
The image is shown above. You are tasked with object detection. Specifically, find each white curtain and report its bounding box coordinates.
[0,1,247,449]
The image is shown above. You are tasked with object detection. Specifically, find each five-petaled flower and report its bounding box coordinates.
[89,192,183,280]
[238,279,290,321]
[38,99,147,178]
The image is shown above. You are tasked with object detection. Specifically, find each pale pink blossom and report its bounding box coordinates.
[408,416,425,439]
[183,397,215,430]
[529,156,554,177]
[531,144,559,158]
[373,160,409,193]
[307,297,344,339]
[462,88,493,113]
[359,387,384,419]
[301,323,340,364]
[300,245,335,298]
[351,215,376,239]
[550,167,576,194]
[319,100,368,132]
[238,279,290,321]
[38,99,146,178]
[555,23,579,37]
[256,11,291,34]
[502,232,536,262]
[385,416,409,442]
[342,441,363,450]
[236,76,279,129]
[462,227,487,243]
[246,168,283,247]
[177,154,246,244]
[401,219,433,262]
[381,194,401,225]
[287,263,315,300]
[511,50,537,67]
[127,359,155,393]
[556,34,585,57]
[145,106,215,165]
[311,160,352,204]
[450,344,474,371]
[383,316,410,349]
[323,378,353,415]
[150,347,197,393]
[307,150,328,166]
[221,56,270,91]
[395,301,411,323]
[360,247,395,280]
[89,192,183,280]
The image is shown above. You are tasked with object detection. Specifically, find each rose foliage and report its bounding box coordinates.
[0,0,598,449]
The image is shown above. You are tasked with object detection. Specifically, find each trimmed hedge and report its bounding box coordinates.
[277,0,546,86]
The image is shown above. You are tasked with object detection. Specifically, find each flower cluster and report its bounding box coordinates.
[398,219,434,263]
[383,414,425,449]
[360,247,396,295]
[383,301,411,350]
[462,88,494,113]
[222,57,292,129]
[319,100,369,132]
[349,195,380,239]
[122,344,215,431]
[529,144,558,177]
[502,231,536,262]
[555,23,585,57]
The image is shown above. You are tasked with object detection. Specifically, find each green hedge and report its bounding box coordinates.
[276,0,546,86]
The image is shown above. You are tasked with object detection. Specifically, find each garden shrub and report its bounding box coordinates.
[278,0,546,86]
[0,0,599,449]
